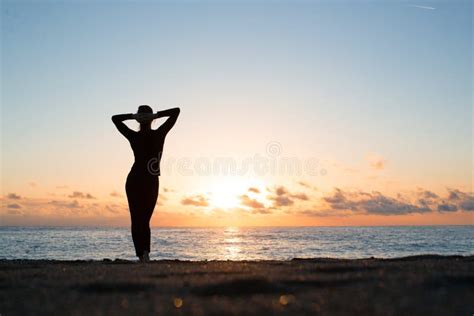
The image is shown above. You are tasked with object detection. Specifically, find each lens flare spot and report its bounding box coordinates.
[173,297,183,308]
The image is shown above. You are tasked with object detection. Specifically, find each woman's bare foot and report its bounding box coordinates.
[139,251,150,263]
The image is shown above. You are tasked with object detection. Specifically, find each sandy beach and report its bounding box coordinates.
[1,255,472,315]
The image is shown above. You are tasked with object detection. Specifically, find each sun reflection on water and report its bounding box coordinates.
[223,227,242,260]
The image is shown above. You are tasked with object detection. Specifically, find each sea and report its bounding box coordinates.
[1,226,472,261]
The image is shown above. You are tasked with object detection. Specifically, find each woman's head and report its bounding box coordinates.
[137,105,153,114]
[137,105,154,131]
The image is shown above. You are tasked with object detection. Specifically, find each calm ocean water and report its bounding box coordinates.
[1,226,472,261]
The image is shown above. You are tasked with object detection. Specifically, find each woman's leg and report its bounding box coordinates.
[125,174,144,257]
[130,214,143,257]
[142,177,159,255]
[126,173,158,258]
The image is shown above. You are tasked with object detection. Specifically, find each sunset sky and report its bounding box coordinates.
[1,0,472,226]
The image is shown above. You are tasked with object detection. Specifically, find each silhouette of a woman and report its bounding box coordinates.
[112,105,180,262]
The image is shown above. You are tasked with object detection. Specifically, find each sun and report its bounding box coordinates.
[210,190,240,209]
[208,177,266,210]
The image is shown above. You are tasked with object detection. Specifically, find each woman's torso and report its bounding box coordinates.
[128,130,165,177]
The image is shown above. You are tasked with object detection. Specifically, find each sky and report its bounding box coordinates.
[1,0,472,226]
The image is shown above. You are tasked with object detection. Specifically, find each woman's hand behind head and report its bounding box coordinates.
[133,113,155,123]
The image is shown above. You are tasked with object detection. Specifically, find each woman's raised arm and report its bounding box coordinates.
[154,107,180,134]
[112,113,136,139]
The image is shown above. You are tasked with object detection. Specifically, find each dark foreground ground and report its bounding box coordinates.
[1,255,473,315]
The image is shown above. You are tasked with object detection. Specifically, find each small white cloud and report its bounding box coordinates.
[409,4,436,10]
[110,191,123,198]
[365,153,386,170]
